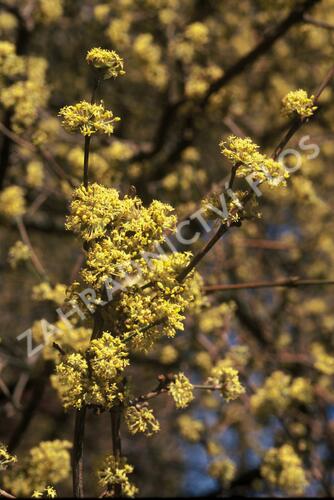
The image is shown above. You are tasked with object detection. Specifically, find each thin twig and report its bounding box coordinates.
[204,277,334,293]
[0,489,16,499]
[72,407,87,498]
[16,216,47,277]
[303,14,334,30]
[83,136,91,189]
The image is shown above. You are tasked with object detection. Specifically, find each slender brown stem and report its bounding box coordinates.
[177,222,236,283]
[110,407,123,497]
[0,489,16,499]
[72,406,87,498]
[16,216,47,277]
[83,136,91,189]
[204,277,334,293]
[303,14,334,30]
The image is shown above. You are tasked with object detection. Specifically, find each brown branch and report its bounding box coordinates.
[16,216,47,277]
[130,0,320,169]
[0,121,74,186]
[83,136,91,189]
[8,362,52,452]
[204,277,334,293]
[176,62,334,285]
[202,0,321,106]
[72,407,87,498]
[0,489,15,499]
[303,14,334,30]
[129,375,223,407]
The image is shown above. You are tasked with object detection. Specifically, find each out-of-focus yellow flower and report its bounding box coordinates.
[0,185,26,219]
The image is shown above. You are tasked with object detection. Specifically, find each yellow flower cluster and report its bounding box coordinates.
[0,185,26,219]
[65,183,204,352]
[208,458,236,487]
[32,320,91,361]
[52,332,129,409]
[86,47,125,79]
[177,414,204,442]
[32,282,67,306]
[159,344,178,364]
[0,41,24,79]
[3,440,71,497]
[311,342,334,375]
[184,22,209,45]
[220,136,289,187]
[36,0,63,24]
[8,241,30,269]
[125,406,160,436]
[0,443,17,470]
[261,444,308,495]
[185,64,222,99]
[0,12,17,33]
[282,89,317,118]
[133,33,167,89]
[169,372,194,409]
[1,56,49,132]
[98,455,138,497]
[197,302,236,335]
[26,161,44,188]
[59,101,120,136]
[250,371,313,418]
[208,365,245,401]
[202,190,261,224]
[32,486,57,498]
[67,183,175,245]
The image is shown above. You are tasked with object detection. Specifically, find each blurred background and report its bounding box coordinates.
[1,0,334,497]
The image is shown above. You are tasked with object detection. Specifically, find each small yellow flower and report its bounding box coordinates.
[8,241,30,269]
[86,47,125,79]
[98,455,138,497]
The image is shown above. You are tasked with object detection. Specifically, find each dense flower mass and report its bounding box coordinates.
[261,444,309,495]
[250,371,313,418]
[65,182,204,352]
[282,89,317,118]
[208,458,236,487]
[86,47,125,79]
[169,373,194,408]
[65,183,176,244]
[3,440,71,497]
[32,282,67,306]
[0,185,26,219]
[59,101,120,136]
[8,241,30,268]
[98,455,138,497]
[208,364,245,401]
[177,415,204,442]
[52,332,129,409]
[125,406,160,436]
[220,135,289,187]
